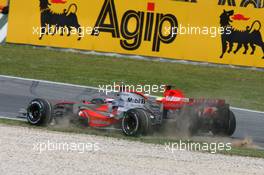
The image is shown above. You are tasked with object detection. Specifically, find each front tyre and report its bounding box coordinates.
[27,98,52,126]
[121,108,152,136]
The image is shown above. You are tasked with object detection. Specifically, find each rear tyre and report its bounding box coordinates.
[27,98,52,126]
[212,110,236,136]
[121,108,152,136]
[225,110,236,136]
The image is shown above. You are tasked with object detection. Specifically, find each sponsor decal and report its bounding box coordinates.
[51,0,66,4]
[219,9,264,58]
[92,0,178,52]
[38,0,82,40]
[173,0,197,3]
[127,97,146,104]
[165,96,190,102]
[232,14,250,20]
[174,0,263,8]
[7,0,264,67]
[218,0,263,8]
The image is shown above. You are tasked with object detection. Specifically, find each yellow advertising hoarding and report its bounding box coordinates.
[6,0,264,67]
[0,0,7,6]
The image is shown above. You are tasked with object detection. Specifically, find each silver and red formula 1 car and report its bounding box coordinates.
[26,85,236,136]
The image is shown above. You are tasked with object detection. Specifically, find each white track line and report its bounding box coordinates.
[0,115,26,122]
[0,74,264,114]
[0,74,99,90]
[230,107,264,114]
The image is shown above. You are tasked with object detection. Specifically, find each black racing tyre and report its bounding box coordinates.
[121,108,152,136]
[225,110,236,136]
[212,110,236,136]
[27,98,52,126]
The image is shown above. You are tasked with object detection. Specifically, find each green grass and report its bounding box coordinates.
[219,147,264,158]
[1,118,264,158]
[0,44,263,110]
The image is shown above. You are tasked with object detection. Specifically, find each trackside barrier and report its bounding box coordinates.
[6,0,264,68]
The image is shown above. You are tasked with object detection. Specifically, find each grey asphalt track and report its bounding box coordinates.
[0,76,264,147]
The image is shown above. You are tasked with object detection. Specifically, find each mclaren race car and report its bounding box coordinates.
[26,86,236,136]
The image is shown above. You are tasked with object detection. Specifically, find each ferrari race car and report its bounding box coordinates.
[26,86,236,136]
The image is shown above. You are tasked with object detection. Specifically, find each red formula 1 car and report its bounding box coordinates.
[26,86,236,136]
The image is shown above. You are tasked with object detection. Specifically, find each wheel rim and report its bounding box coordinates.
[28,102,42,123]
[123,112,139,135]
